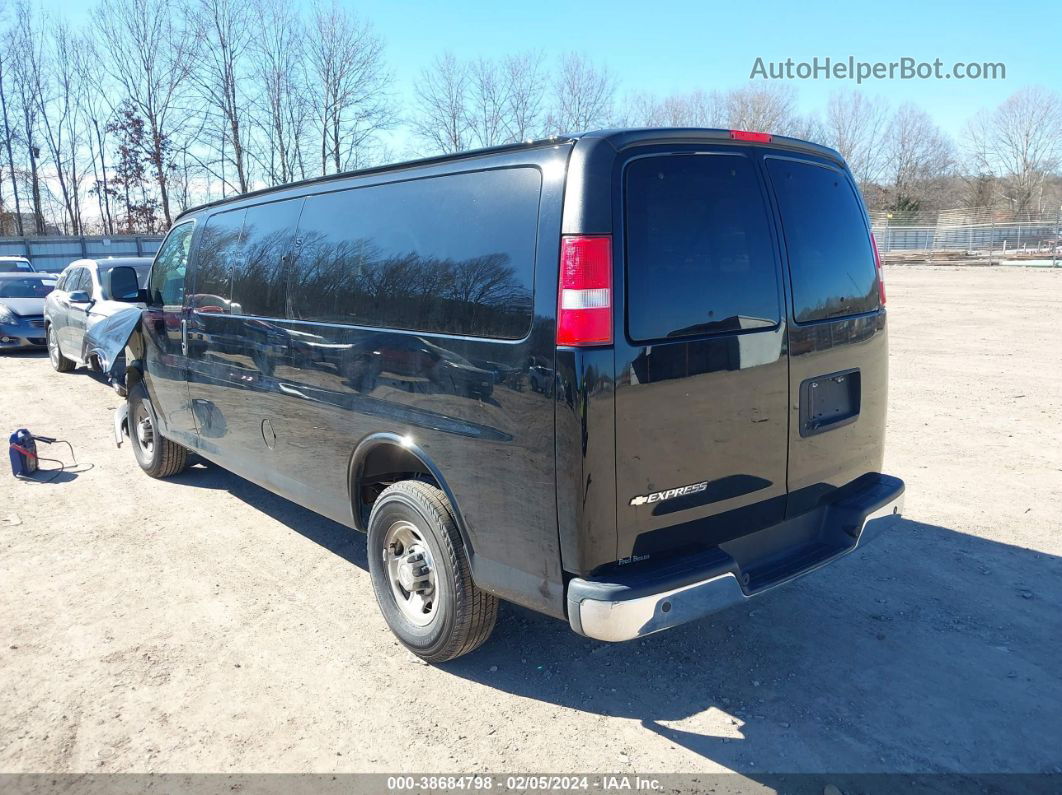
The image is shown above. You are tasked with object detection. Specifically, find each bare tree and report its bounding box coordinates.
[965,86,1062,216]
[94,0,196,227]
[502,52,546,141]
[662,90,724,127]
[189,0,253,194]
[306,0,392,174]
[74,34,116,233]
[549,53,613,134]
[823,90,890,186]
[249,0,309,185]
[882,103,954,213]
[724,83,799,134]
[6,13,46,233]
[0,38,25,234]
[466,58,507,148]
[25,13,87,233]
[412,52,469,154]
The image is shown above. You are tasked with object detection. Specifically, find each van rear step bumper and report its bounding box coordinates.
[566,474,905,642]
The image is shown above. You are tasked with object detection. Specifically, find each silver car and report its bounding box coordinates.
[0,273,57,351]
[44,257,151,373]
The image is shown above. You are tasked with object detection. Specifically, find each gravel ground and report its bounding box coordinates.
[0,266,1059,777]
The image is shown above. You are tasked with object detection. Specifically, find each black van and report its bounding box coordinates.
[112,128,904,662]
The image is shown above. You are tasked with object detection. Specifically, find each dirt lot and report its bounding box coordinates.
[1,266,1060,777]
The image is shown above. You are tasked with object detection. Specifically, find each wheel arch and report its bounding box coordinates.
[348,432,476,560]
[124,326,147,392]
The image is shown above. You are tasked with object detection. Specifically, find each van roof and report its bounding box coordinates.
[176,128,844,222]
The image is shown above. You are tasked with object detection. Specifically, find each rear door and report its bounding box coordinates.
[66,266,97,356]
[57,267,89,352]
[613,149,790,562]
[763,155,887,515]
[50,268,75,349]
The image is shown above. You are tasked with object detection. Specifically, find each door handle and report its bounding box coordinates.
[181,318,188,356]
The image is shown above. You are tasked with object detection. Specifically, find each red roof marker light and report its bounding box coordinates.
[729,130,773,143]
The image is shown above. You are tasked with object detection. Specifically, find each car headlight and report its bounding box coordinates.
[0,305,15,325]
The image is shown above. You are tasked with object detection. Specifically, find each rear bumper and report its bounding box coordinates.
[567,474,904,642]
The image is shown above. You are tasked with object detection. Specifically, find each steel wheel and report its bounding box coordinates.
[367,481,498,661]
[133,402,155,456]
[382,519,437,627]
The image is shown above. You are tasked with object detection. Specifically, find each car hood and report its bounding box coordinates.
[1,297,46,317]
[83,306,143,373]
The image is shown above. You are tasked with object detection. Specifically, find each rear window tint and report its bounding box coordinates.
[196,208,245,307]
[288,167,540,339]
[232,198,303,318]
[765,157,879,323]
[625,153,780,342]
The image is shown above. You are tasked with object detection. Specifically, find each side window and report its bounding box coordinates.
[289,168,540,338]
[230,198,302,318]
[194,208,245,310]
[68,268,87,294]
[765,157,879,323]
[86,268,100,299]
[625,153,780,342]
[55,270,68,290]
[148,222,195,306]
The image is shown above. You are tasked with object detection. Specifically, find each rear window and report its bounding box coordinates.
[625,153,780,342]
[765,157,879,323]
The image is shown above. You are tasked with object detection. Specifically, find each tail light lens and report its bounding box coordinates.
[871,232,886,305]
[556,235,612,346]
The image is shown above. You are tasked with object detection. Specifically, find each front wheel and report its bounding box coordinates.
[128,383,188,478]
[47,325,74,372]
[367,481,498,662]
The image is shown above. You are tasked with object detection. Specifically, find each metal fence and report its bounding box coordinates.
[872,220,1061,254]
[0,235,164,273]
[870,208,1062,263]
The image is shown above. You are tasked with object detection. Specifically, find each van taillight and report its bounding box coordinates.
[871,232,886,305]
[729,130,773,143]
[557,235,612,346]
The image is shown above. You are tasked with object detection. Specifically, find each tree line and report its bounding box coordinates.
[1,0,1060,236]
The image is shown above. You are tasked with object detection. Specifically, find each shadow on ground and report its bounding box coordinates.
[173,461,368,570]
[2,349,48,361]
[160,460,1060,774]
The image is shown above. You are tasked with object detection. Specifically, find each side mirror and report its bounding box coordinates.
[68,290,92,304]
[107,266,142,302]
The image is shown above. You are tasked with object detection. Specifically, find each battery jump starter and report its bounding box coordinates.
[9,429,79,482]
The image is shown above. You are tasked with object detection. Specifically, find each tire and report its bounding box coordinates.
[127,382,189,478]
[367,481,497,662]
[47,324,74,373]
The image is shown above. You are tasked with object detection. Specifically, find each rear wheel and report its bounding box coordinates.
[47,325,74,372]
[128,383,188,478]
[367,480,497,662]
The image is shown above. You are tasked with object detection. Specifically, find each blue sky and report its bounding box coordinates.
[48,0,1060,141]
